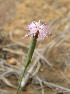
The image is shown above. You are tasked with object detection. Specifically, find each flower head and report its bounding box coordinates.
[25,20,51,40]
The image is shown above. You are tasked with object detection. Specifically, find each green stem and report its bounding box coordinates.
[16,33,38,94]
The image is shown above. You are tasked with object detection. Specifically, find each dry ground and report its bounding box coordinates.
[0,0,70,94]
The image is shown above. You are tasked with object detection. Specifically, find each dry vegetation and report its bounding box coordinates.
[0,0,70,94]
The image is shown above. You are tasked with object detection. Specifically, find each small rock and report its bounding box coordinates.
[7,57,17,65]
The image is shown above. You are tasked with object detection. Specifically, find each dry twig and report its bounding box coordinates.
[33,76,70,93]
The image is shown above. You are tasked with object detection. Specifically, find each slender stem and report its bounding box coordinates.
[16,32,38,94]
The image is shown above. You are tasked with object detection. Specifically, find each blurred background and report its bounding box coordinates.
[0,0,70,94]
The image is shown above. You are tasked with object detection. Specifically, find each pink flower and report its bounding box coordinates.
[25,20,51,40]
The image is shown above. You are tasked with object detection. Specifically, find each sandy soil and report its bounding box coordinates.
[0,0,70,94]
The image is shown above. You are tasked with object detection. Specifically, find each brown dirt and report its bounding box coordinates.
[0,0,70,94]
